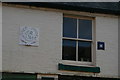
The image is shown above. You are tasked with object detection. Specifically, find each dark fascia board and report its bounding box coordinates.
[2,72,37,79]
[59,75,120,80]
[41,77,54,80]
[3,2,120,16]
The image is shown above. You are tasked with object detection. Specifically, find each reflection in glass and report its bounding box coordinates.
[79,19,92,40]
[63,17,77,38]
[62,40,76,61]
[78,41,91,62]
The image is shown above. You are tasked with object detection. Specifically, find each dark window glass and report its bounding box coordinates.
[79,19,92,40]
[62,40,76,61]
[63,17,77,38]
[78,41,92,62]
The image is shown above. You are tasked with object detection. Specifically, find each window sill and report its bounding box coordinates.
[60,60,94,66]
[58,63,100,73]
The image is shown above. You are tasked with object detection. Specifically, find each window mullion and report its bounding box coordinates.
[76,19,79,61]
[91,20,94,63]
[76,41,78,61]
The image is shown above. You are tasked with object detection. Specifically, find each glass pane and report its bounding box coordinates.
[78,41,92,62]
[62,40,76,61]
[79,19,92,40]
[63,17,77,38]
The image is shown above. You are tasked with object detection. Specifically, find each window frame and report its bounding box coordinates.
[62,14,96,66]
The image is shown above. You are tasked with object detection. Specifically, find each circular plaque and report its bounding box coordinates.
[20,26,39,46]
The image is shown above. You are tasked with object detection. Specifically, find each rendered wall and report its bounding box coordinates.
[0,3,2,72]
[1,0,120,2]
[118,16,120,77]
[2,6,62,73]
[0,2,2,80]
[96,16,118,77]
[2,6,119,78]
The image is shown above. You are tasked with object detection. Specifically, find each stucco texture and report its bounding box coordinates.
[2,6,62,73]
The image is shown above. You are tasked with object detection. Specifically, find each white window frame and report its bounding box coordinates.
[62,14,96,66]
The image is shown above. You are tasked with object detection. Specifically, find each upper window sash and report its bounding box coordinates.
[63,16,93,40]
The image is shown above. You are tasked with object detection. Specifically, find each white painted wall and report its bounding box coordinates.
[118,16,120,77]
[0,3,2,80]
[2,6,119,78]
[96,16,118,77]
[2,6,62,73]
[2,0,120,2]
[0,3,2,71]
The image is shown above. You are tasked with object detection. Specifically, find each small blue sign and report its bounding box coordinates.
[97,42,105,50]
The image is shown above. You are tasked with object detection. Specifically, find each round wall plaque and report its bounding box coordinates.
[20,26,39,46]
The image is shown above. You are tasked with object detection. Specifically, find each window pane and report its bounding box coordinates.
[62,40,76,61]
[79,19,92,40]
[63,17,77,38]
[78,41,92,62]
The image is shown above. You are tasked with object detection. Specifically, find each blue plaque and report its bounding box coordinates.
[97,42,105,50]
